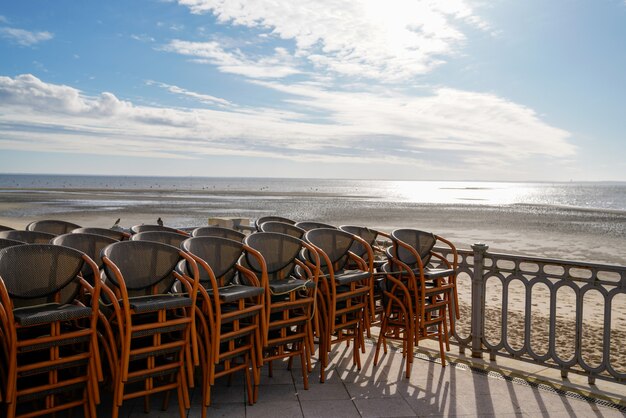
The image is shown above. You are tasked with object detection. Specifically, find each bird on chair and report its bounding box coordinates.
[157,217,164,226]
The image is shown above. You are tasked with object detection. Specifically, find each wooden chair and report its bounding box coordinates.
[303,228,372,382]
[242,232,320,389]
[373,262,415,378]
[26,220,81,236]
[339,225,391,328]
[181,236,265,416]
[100,240,199,418]
[0,244,101,418]
[386,229,458,365]
[51,232,118,386]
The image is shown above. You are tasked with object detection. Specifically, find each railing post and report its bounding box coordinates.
[471,243,489,358]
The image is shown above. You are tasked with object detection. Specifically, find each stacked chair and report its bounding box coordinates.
[339,225,391,329]
[243,232,320,389]
[0,216,461,417]
[303,228,373,381]
[0,244,101,418]
[374,228,458,374]
[182,236,265,417]
[99,240,199,418]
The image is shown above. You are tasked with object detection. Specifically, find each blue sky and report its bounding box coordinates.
[0,0,625,181]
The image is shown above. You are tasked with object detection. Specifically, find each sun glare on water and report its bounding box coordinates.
[385,181,537,205]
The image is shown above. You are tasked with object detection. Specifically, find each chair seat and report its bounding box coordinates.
[208,284,264,303]
[268,277,315,294]
[127,294,192,313]
[13,303,92,326]
[334,269,371,285]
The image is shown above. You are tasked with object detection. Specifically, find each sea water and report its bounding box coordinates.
[1,174,626,212]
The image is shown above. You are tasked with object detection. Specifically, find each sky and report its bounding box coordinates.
[0,0,625,181]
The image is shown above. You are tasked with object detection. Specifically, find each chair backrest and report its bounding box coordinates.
[26,219,81,235]
[255,215,295,230]
[101,240,182,292]
[52,233,116,276]
[132,231,189,248]
[0,224,15,232]
[304,228,354,273]
[339,225,378,259]
[182,236,244,287]
[295,221,337,231]
[390,229,436,267]
[130,224,188,235]
[0,238,25,251]
[259,222,305,239]
[72,227,129,241]
[0,230,56,244]
[244,232,302,280]
[0,244,86,307]
[191,226,246,242]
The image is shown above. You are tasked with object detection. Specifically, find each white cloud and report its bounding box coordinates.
[0,16,8,24]
[131,33,155,43]
[162,40,301,78]
[0,27,53,46]
[146,80,233,107]
[0,74,574,177]
[176,0,487,80]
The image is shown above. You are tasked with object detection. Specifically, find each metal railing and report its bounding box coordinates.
[439,244,626,385]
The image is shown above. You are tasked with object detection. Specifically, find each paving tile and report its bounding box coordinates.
[208,382,247,404]
[456,393,522,416]
[255,383,299,403]
[300,399,361,418]
[354,397,416,417]
[245,400,304,418]
[187,402,246,418]
[345,381,405,399]
[401,387,465,417]
[296,382,351,401]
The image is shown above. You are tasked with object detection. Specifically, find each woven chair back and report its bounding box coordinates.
[259,221,305,239]
[191,226,245,242]
[101,240,181,292]
[0,238,25,250]
[182,236,242,287]
[0,229,56,244]
[391,229,436,267]
[26,219,81,235]
[72,227,128,241]
[132,230,189,248]
[0,244,84,307]
[244,232,302,280]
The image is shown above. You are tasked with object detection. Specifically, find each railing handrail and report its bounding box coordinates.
[437,242,626,385]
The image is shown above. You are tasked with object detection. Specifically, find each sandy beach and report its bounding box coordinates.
[1,184,625,379]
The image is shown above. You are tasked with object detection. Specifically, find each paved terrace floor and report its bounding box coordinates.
[98,337,626,418]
